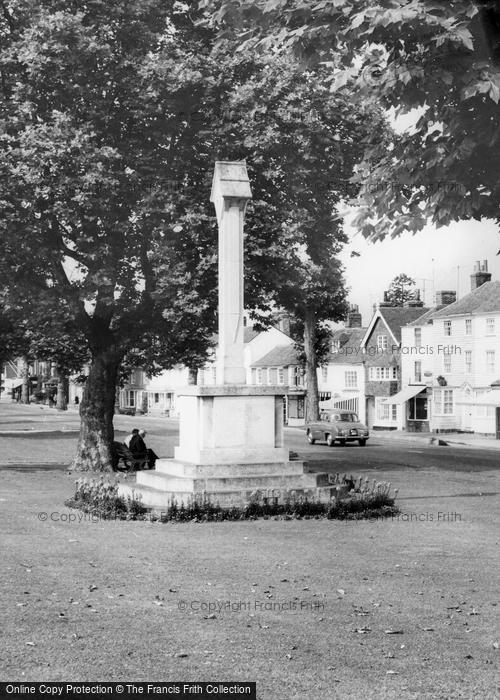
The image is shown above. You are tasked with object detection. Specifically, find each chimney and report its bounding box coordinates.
[379,291,393,307]
[435,290,457,306]
[470,260,491,291]
[403,288,424,308]
[346,304,362,328]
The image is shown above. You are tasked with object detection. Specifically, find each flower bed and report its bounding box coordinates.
[66,474,399,522]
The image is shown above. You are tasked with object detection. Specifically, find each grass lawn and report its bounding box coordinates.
[1,465,500,699]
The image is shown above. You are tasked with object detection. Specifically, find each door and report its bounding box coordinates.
[462,404,472,431]
[366,397,375,430]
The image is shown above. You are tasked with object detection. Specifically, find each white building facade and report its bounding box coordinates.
[398,271,500,436]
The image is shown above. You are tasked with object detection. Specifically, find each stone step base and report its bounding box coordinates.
[118,481,336,510]
[154,458,307,479]
[135,467,330,493]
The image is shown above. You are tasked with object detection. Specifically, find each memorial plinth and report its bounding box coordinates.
[119,162,334,509]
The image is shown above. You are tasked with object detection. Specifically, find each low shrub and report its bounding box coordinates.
[66,474,399,523]
[65,476,147,520]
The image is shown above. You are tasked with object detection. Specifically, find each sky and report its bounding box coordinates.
[338,217,500,327]
[336,107,500,326]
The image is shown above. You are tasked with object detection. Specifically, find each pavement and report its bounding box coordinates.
[289,422,500,451]
[368,429,500,451]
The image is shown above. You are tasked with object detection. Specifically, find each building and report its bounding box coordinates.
[318,326,367,423]
[249,344,306,425]
[398,292,457,432]
[360,301,429,430]
[118,323,296,416]
[396,261,500,435]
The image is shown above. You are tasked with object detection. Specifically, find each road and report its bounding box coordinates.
[0,403,498,473]
[285,429,500,474]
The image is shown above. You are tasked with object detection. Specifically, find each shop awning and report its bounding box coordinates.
[4,379,24,390]
[382,385,426,405]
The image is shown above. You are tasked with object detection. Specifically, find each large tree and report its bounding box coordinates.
[213,56,388,418]
[204,0,500,239]
[0,1,225,469]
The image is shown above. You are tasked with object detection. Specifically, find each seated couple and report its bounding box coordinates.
[125,428,159,470]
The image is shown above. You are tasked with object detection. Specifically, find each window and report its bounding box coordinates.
[277,368,284,385]
[465,351,472,374]
[443,389,453,414]
[291,367,302,387]
[331,339,340,353]
[443,352,451,373]
[444,320,451,336]
[377,334,388,350]
[369,366,398,381]
[321,365,328,382]
[154,392,159,404]
[486,350,495,374]
[376,400,397,421]
[377,401,389,420]
[465,318,472,335]
[434,389,454,415]
[486,318,495,335]
[344,371,357,388]
[126,390,135,407]
[288,396,304,419]
[256,368,263,385]
[414,328,422,347]
[414,361,422,383]
[268,367,277,384]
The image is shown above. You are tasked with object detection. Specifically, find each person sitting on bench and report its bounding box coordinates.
[138,429,159,470]
[129,429,148,465]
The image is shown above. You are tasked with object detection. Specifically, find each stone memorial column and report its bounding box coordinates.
[210,161,251,385]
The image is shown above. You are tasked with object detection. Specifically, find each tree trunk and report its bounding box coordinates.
[71,348,122,472]
[20,356,30,404]
[303,309,320,422]
[56,374,69,411]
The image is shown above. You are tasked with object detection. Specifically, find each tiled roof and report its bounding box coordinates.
[252,344,300,367]
[431,281,500,318]
[327,328,366,365]
[243,327,260,343]
[377,307,430,342]
[211,326,277,345]
[406,305,446,326]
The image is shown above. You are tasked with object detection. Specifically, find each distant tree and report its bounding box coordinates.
[385,274,417,307]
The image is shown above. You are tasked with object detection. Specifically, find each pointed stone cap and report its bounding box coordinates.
[210,161,252,222]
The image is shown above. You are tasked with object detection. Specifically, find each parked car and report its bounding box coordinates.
[306,410,369,447]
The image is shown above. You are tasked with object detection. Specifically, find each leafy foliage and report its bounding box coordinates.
[385,273,417,306]
[66,474,399,522]
[204,0,500,238]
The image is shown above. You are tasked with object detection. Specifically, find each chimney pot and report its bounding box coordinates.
[470,260,492,291]
[435,290,457,306]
